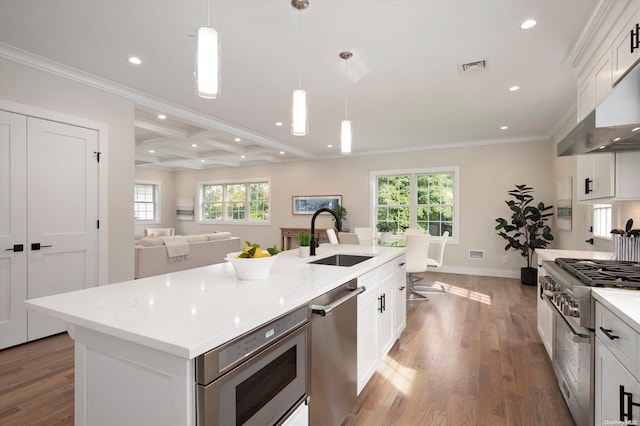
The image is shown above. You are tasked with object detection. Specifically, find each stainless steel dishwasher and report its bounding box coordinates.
[309,279,365,426]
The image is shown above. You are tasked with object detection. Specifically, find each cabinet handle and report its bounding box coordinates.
[600,326,620,340]
[378,295,383,313]
[382,293,386,312]
[620,384,640,421]
[398,262,406,267]
[585,178,593,194]
[632,23,640,54]
[399,286,406,291]
[5,244,24,252]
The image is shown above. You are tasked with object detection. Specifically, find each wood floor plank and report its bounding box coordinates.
[0,273,575,426]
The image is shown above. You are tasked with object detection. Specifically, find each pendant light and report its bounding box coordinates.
[196,0,220,99]
[291,0,309,136]
[340,51,353,154]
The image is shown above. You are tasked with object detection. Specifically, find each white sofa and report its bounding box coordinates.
[134,232,241,279]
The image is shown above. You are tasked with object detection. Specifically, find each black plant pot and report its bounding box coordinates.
[520,267,538,286]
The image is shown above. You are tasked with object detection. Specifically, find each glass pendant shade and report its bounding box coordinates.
[341,120,352,154]
[196,26,219,99]
[292,89,308,136]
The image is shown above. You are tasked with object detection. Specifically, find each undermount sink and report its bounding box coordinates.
[309,254,374,267]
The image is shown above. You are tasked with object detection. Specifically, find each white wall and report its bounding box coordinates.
[173,139,555,278]
[1,58,135,283]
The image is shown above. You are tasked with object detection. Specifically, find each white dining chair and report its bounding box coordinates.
[338,232,360,244]
[354,227,373,245]
[404,227,424,236]
[326,228,339,244]
[404,234,432,301]
[414,231,449,293]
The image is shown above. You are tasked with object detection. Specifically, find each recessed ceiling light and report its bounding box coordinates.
[633,127,640,132]
[191,143,198,147]
[500,126,509,130]
[275,122,284,127]
[613,137,621,142]
[234,137,241,142]
[200,159,205,163]
[509,86,520,92]
[128,56,142,65]
[240,155,246,159]
[280,151,285,155]
[327,144,333,148]
[157,114,166,120]
[521,19,536,30]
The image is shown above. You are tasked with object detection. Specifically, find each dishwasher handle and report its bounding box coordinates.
[311,286,366,316]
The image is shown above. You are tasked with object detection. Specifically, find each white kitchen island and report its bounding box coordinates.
[25,244,406,426]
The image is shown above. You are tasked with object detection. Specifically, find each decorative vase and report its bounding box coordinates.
[521,267,537,286]
[615,236,640,262]
[380,232,391,245]
[299,246,310,258]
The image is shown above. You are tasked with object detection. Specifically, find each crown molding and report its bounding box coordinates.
[0,43,315,161]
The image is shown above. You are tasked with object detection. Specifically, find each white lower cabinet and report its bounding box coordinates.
[356,256,406,395]
[536,263,554,358]
[595,301,640,424]
[393,255,407,338]
[357,272,378,394]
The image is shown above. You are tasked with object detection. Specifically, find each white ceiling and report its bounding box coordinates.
[0,0,599,170]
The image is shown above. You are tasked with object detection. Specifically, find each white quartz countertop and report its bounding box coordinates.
[25,244,406,359]
[592,288,640,334]
[536,249,615,263]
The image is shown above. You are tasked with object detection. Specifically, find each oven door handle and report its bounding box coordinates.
[546,295,591,343]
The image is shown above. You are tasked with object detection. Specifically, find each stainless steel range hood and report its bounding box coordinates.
[557,60,640,156]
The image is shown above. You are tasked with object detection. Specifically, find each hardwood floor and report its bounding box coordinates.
[346,272,575,426]
[0,273,575,426]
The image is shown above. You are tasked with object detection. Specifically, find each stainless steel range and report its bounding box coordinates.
[539,257,640,426]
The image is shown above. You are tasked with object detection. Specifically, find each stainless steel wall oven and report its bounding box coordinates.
[195,305,309,425]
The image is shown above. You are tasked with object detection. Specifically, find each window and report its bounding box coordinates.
[134,182,159,223]
[372,167,458,239]
[199,179,270,223]
[593,204,612,239]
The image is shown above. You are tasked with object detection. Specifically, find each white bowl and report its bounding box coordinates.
[226,251,278,280]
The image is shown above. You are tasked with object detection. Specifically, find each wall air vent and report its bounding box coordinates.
[468,250,485,260]
[458,59,488,74]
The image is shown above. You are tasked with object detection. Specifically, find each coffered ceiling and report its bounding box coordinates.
[0,0,601,169]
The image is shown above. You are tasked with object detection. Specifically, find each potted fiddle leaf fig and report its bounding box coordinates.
[333,204,348,231]
[495,184,554,285]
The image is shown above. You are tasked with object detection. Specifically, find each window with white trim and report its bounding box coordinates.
[199,179,270,223]
[372,167,459,239]
[593,203,612,239]
[134,182,159,223]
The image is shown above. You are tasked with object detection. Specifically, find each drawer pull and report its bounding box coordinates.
[600,326,620,340]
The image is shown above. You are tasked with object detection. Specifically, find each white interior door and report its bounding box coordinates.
[0,111,28,349]
[26,117,98,340]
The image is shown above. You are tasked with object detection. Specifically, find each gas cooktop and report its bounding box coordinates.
[555,257,640,288]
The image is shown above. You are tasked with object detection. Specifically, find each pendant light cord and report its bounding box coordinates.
[297,9,302,89]
[344,58,349,120]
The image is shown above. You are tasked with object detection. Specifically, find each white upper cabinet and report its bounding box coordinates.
[612,6,640,84]
[577,153,615,201]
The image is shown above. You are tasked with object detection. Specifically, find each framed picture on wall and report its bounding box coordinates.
[292,195,342,215]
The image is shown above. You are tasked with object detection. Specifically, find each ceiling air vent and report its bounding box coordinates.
[458,59,488,74]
